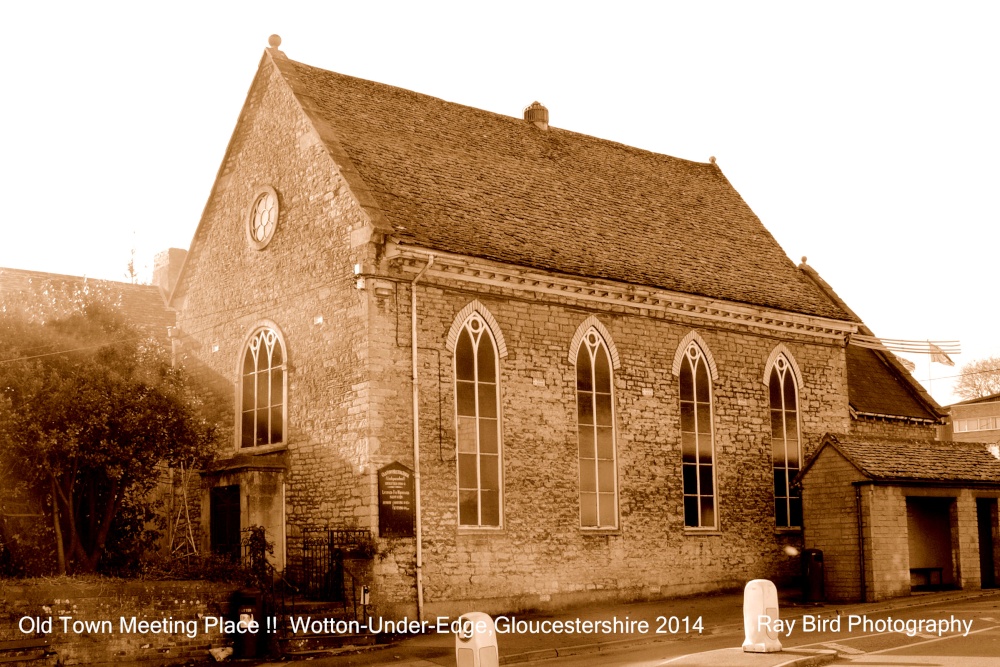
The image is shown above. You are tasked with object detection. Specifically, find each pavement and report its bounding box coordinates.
[254,588,998,667]
[657,647,836,667]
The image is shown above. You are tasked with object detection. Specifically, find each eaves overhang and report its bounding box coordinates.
[849,406,942,425]
[383,244,858,342]
[851,478,1000,489]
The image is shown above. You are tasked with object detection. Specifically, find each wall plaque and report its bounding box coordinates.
[378,462,415,538]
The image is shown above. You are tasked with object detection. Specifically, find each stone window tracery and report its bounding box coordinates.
[679,341,716,529]
[454,313,502,527]
[576,328,618,528]
[769,355,802,527]
[246,186,279,250]
[240,328,285,448]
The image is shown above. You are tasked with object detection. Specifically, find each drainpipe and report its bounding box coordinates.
[281,480,287,573]
[411,255,434,622]
[855,483,867,602]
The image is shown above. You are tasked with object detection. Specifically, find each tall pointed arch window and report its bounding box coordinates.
[240,328,285,448]
[769,355,802,527]
[576,328,618,528]
[455,313,502,527]
[680,342,716,528]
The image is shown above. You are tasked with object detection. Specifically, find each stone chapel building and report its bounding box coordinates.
[162,37,996,618]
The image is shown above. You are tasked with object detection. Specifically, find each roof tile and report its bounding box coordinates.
[0,268,173,345]
[846,345,939,421]
[273,56,852,321]
[819,434,1000,483]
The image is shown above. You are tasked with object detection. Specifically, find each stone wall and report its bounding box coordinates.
[0,580,234,666]
[952,489,983,590]
[863,488,990,600]
[800,447,867,602]
[169,50,875,616]
[860,485,910,601]
[170,54,380,558]
[850,418,937,440]
[367,274,852,615]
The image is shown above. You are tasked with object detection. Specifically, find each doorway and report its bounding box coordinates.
[906,496,954,590]
[977,498,998,589]
[209,485,241,562]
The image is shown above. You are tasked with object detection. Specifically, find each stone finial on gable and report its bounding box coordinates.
[267,34,286,58]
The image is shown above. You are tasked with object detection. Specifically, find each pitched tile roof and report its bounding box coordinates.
[271,54,852,321]
[845,345,939,421]
[798,262,943,422]
[805,433,1000,484]
[0,268,173,345]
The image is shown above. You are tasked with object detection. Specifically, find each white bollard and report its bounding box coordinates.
[455,612,499,667]
[742,579,782,653]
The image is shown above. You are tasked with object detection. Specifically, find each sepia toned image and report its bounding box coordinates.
[1,3,999,666]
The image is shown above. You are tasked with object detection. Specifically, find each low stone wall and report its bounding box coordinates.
[0,579,238,666]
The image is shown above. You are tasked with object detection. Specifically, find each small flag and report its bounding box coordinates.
[929,342,955,366]
[892,353,916,373]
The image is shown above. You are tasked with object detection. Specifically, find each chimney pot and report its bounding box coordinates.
[523,101,549,130]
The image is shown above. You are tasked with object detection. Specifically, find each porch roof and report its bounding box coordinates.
[801,433,1000,485]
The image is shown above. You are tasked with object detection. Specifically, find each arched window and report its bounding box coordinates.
[679,341,716,528]
[576,328,617,528]
[454,313,502,527]
[769,355,802,527]
[240,328,285,448]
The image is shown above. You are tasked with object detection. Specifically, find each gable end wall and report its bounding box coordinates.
[173,57,381,557]
[801,448,867,602]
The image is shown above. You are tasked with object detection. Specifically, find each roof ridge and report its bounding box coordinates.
[279,56,720,168]
[174,43,860,321]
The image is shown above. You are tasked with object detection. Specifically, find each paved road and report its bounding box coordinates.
[513,594,1000,667]
[817,595,1000,666]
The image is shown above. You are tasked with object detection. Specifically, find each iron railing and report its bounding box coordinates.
[283,528,370,620]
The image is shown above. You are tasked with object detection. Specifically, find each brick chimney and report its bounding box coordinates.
[153,248,187,301]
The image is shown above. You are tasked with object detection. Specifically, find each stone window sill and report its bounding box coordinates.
[456,526,505,535]
[580,528,621,537]
[238,442,288,456]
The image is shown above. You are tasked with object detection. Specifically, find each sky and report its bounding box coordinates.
[1,1,996,405]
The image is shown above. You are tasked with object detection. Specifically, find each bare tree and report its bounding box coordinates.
[953,355,1000,400]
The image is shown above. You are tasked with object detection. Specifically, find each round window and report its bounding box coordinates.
[246,186,279,249]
